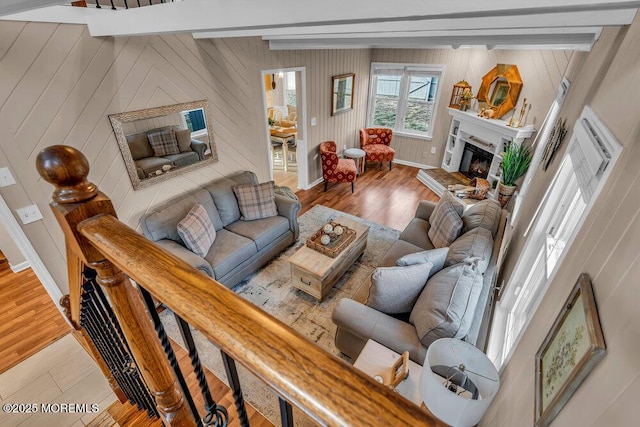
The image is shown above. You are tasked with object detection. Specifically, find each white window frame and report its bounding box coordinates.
[488,105,622,370]
[366,62,445,140]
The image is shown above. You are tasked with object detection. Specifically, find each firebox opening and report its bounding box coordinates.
[460,143,493,180]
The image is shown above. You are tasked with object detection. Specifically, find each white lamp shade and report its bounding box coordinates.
[420,338,500,427]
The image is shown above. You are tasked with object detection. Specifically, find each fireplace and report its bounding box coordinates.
[460,143,493,179]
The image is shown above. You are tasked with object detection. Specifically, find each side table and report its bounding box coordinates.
[353,339,423,406]
[343,148,366,175]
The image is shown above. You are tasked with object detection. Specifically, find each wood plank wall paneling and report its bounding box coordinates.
[482,20,640,427]
[370,48,571,167]
[0,23,371,294]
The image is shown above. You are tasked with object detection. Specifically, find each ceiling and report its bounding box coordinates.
[1,0,639,51]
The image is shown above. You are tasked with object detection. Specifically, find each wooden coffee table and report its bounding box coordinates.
[289,216,369,301]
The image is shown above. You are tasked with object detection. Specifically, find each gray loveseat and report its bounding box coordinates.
[332,196,507,364]
[139,171,301,288]
[127,126,208,179]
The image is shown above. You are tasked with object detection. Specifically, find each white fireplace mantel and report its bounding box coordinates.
[440,107,536,198]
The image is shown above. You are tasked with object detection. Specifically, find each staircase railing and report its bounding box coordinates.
[37,145,445,427]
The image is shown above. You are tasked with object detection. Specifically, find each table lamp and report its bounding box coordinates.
[420,338,500,427]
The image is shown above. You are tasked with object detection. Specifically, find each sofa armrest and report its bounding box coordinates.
[274,194,301,240]
[155,239,214,277]
[415,200,437,221]
[190,139,207,160]
[332,299,427,364]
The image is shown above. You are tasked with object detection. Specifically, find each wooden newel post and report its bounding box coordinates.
[36,145,195,427]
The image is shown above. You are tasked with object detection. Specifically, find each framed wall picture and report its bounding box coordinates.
[534,273,606,427]
[331,73,355,116]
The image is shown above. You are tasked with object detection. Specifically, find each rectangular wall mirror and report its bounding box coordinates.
[109,100,218,190]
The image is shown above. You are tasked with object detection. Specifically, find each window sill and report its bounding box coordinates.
[393,131,433,141]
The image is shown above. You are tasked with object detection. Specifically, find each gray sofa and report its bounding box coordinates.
[127,126,208,179]
[332,197,507,365]
[139,171,301,288]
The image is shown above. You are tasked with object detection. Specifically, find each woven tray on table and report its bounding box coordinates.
[305,221,356,258]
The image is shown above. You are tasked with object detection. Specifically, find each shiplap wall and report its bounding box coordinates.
[0,21,371,293]
[483,21,640,427]
[370,48,572,167]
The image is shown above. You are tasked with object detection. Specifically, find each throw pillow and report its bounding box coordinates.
[410,259,484,347]
[174,128,192,152]
[233,181,278,221]
[366,262,433,314]
[445,227,494,274]
[428,191,464,248]
[148,129,180,157]
[396,247,449,277]
[177,204,216,257]
[461,198,502,237]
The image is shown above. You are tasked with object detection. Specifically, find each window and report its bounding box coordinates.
[284,71,296,106]
[182,108,206,133]
[367,63,445,139]
[488,106,621,369]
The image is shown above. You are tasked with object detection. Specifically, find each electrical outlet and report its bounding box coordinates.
[0,167,16,187]
[310,117,317,126]
[16,204,43,225]
[430,146,437,154]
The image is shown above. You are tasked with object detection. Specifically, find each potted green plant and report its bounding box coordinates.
[498,142,532,207]
[268,117,276,128]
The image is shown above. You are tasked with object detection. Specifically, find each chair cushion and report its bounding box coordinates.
[126,133,154,160]
[225,216,290,251]
[363,144,395,163]
[174,128,192,152]
[410,259,484,347]
[134,157,174,176]
[365,263,433,314]
[396,247,449,274]
[164,151,199,167]
[148,129,180,156]
[233,181,278,221]
[445,227,494,274]
[428,191,464,248]
[333,158,357,182]
[461,198,502,238]
[177,204,216,257]
[204,229,257,279]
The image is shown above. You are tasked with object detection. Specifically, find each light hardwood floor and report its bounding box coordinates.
[296,163,439,231]
[0,268,70,374]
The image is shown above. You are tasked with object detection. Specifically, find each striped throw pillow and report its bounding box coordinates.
[233,181,278,221]
[177,204,216,257]
[148,129,180,157]
[428,191,464,248]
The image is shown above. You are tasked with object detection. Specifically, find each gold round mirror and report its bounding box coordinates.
[476,64,523,119]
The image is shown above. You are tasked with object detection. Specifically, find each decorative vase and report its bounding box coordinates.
[498,182,517,208]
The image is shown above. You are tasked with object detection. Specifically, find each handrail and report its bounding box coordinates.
[78,213,444,426]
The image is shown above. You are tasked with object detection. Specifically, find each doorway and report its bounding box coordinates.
[0,194,70,372]
[261,67,307,190]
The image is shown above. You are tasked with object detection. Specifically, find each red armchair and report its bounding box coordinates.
[320,141,357,193]
[359,128,395,170]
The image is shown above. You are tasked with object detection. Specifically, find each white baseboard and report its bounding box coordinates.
[10,260,30,273]
[305,177,324,190]
[393,159,436,169]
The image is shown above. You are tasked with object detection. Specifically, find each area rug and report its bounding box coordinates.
[159,204,400,425]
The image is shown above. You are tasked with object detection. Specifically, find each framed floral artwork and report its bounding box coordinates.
[534,273,606,427]
[331,73,355,116]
